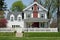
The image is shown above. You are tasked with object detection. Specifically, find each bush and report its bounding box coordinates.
[0,18,7,28]
[14,31,17,33]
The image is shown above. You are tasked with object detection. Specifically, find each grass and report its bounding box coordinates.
[0,32,60,40]
[24,32,60,37]
[0,32,15,37]
[0,37,60,40]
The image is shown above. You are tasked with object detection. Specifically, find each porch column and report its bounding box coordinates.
[39,22,41,28]
[44,22,47,28]
[47,22,50,28]
[24,22,26,28]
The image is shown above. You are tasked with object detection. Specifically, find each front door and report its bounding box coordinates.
[32,22,39,28]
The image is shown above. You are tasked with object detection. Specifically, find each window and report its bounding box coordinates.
[28,14,30,18]
[12,25,20,28]
[41,14,44,18]
[32,7,33,10]
[27,13,31,18]
[11,17,14,21]
[18,17,21,21]
[10,14,14,21]
[17,15,22,21]
[12,25,15,28]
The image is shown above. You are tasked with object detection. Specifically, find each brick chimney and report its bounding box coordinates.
[33,4,38,18]
[34,0,37,2]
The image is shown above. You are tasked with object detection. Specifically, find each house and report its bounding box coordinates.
[6,0,58,32]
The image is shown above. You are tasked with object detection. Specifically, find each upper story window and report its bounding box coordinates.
[11,17,14,21]
[10,14,14,21]
[18,17,21,21]
[41,14,44,18]
[17,14,22,21]
[26,13,31,18]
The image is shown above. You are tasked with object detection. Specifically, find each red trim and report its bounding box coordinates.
[33,11,38,18]
[33,4,38,18]
[34,0,37,2]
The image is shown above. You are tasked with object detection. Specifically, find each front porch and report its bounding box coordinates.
[24,22,50,28]
[24,18,50,28]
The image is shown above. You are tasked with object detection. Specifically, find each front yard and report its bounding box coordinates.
[0,32,60,40]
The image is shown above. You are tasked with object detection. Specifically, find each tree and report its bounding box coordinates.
[0,0,7,18]
[0,0,7,27]
[37,0,58,28]
[37,0,60,31]
[0,18,7,28]
[0,0,7,11]
[37,0,57,18]
[11,1,25,12]
[57,0,60,31]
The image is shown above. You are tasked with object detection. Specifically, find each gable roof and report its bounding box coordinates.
[23,2,48,12]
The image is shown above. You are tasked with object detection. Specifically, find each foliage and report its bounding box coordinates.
[11,1,25,12]
[0,0,7,18]
[0,0,7,11]
[0,11,4,16]
[37,0,57,19]
[0,18,7,28]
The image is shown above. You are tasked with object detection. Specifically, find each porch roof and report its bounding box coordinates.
[24,18,50,22]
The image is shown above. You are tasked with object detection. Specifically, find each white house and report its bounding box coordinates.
[7,0,49,28]
[6,0,58,32]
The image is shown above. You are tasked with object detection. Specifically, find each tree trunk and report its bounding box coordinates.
[57,0,60,32]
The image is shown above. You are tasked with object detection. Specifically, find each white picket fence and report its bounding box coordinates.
[0,28,58,32]
[23,28,58,32]
[0,28,14,32]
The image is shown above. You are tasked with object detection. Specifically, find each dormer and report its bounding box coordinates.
[10,14,14,21]
[17,14,22,21]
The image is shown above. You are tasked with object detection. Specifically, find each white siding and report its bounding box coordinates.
[31,13,33,18]
[7,20,24,28]
[45,13,47,19]
[38,13,40,18]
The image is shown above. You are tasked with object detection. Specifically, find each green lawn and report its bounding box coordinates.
[0,32,15,37]
[0,37,60,40]
[0,32,60,40]
[24,32,60,37]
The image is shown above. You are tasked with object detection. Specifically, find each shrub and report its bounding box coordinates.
[0,18,7,28]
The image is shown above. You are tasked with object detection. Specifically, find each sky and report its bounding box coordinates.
[5,0,32,9]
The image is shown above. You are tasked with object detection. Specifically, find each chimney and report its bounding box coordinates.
[34,0,37,2]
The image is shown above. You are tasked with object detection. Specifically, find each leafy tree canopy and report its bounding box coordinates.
[11,1,25,12]
[0,0,7,11]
